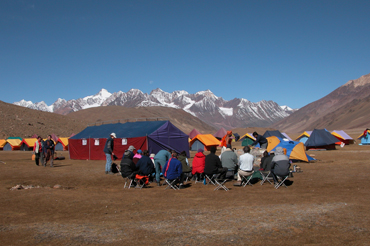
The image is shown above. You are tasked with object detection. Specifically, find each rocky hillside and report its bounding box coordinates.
[272,73,370,133]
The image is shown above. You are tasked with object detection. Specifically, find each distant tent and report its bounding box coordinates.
[20,138,37,151]
[31,134,38,138]
[3,138,22,151]
[282,133,293,141]
[331,130,354,145]
[189,134,220,151]
[304,129,338,150]
[266,136,314,162]
[240,133,255,146]
[214,128,227,140]
[263,130,285,139]
[296,131,312,144]
[0,139,6,150]
[50,133,59,142]
[55,137,69,151]
[189,129,201,140]
[357,129,370,145]
[69,121,189,160]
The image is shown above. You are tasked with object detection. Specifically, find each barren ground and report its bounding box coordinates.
[1,143,370,245]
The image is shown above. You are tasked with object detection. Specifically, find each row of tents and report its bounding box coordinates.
[2,121,369,163]
[0,137,70,151]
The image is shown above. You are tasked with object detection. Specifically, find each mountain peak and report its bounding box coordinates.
[343,73,370,88]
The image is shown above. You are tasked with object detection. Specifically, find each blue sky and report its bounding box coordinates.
[1,0,369,109]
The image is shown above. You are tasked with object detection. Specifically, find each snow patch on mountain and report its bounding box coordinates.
[219,107,233,116]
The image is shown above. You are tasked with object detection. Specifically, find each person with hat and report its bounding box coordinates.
[133,149,142,164]
[120,150,140,186]
[103,133,116,174]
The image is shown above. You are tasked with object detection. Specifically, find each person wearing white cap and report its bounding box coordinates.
[103,133,116,174]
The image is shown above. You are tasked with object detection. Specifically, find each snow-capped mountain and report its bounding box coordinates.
[14,88,296,128]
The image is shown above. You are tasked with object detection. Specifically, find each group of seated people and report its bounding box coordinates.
[119,143,291,188]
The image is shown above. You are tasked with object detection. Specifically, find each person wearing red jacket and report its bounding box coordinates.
[32,136,42,166]
[192,148,206,181]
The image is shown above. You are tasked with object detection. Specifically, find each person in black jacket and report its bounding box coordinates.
[204,146,228,180]
[251,132,268,149]
[136,150,155,176]
[44,135,55,167]
[120,150,140,184]
[103,133,116,174]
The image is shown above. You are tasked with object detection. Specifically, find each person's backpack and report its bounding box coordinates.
[111,163,119,173]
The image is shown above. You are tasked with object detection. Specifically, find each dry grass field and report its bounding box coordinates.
[1,142,370,245]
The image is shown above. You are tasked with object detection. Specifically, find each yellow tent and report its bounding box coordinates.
[4,139,22,150]
[266,136,313,162]
[20,138,38,151]
[0,139,7,149]
[266,136,281,152]
[56,137,69,150]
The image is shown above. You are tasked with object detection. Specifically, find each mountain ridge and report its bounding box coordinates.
[14,88,296,129]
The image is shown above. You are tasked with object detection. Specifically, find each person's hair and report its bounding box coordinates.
[180,151,186,156]
[243,146,250,153]
[210,146,217,153]
[252,131,258,136]
[171,150,177,155]
[37,136,41,139]
[172,152,178,158]
[48,135,52,138]
[143,150,149,156]
[263,151,268,157]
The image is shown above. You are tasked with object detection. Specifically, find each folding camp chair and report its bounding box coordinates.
[164,179,180,190]
[274,174,289,189]
[260,171,273,185]
[205,174,229,191]
[240,172,254,187]
[123,177,135,189]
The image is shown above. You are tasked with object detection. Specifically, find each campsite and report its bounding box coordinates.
[1,130,370,245]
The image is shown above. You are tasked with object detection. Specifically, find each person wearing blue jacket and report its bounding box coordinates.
[136,150,155,176]
[154,149,172,186]
[162,152,182,184]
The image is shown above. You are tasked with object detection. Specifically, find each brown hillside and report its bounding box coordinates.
[66,106,216,134]
[0,100,87,139]
[272,73,370,133]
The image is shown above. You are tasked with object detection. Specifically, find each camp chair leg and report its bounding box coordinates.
[165,179,179,190]
[204,175,216,186]
[260,171,273,185]
[275,175,288,189]
[242,174,253,187]
[124,178,133,189]
[214,179,229,191]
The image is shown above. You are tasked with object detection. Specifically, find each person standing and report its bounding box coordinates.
[103,133,116,174]
[154,149,172,186]
[44,135,55,167]
[32,136,42,166]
